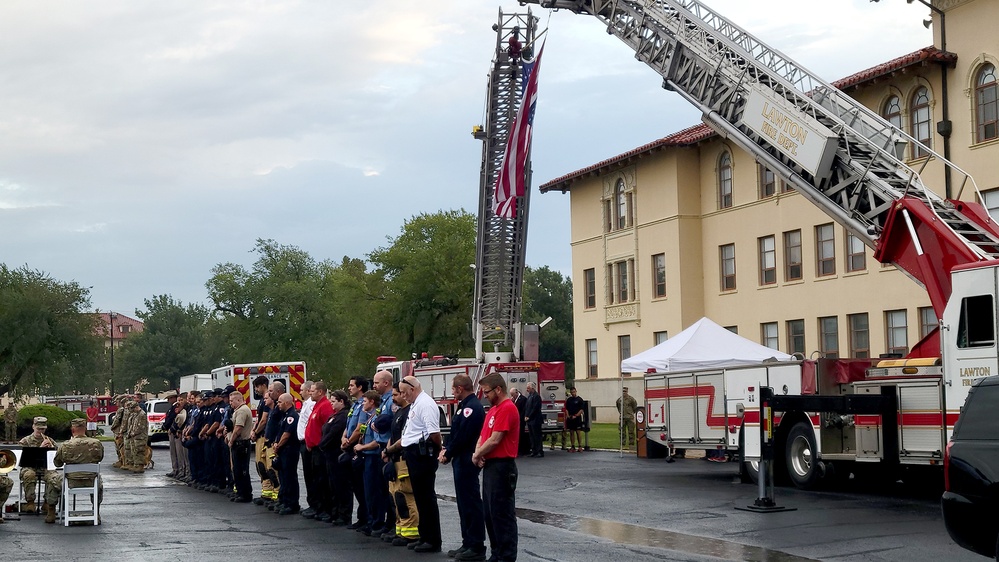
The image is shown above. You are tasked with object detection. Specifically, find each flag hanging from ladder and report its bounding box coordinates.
[492,42,545,220]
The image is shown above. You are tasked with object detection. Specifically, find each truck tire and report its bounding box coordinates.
[785,421,821,489]
[739,425,759,484]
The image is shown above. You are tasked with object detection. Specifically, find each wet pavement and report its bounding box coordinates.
[0,443,977,561]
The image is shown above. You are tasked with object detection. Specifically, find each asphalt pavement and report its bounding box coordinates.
[0,442,978,562]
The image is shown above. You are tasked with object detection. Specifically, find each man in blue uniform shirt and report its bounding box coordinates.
[439,374,486,560]
[341,376,369,529]
[273,392,300,515]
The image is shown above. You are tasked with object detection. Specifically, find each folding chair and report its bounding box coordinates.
[60,463,100,526]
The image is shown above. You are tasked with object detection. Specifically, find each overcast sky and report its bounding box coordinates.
[0,1,933,316]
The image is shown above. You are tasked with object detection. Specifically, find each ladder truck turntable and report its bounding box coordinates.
[377,10,566,434]
[521,0,999,488]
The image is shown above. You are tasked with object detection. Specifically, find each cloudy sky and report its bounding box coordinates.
[0,0,933,316]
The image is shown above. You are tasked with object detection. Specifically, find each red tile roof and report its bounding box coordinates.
[96,312,144,341]
[539,47,955,193]
[539,124,714,193]
[833,46,956,91]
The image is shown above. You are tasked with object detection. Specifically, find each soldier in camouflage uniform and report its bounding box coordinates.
[3,403,17,442]
[110,396,126,468]
[18,416,57,513]
[51,418,105,523]
[125,401,148,472]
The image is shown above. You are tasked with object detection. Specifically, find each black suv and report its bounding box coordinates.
[942,375,999,559]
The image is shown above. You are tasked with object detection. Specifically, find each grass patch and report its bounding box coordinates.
[550,423,633,450]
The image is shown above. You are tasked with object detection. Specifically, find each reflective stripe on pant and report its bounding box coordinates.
[389,460,419,539]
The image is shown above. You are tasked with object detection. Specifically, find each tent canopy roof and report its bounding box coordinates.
[621,317,794,374]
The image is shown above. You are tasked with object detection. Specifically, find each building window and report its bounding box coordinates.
[919,306,936,339]
[761,322,778,350]
[816,223,836,276]
[819,316,839,358]
[982,188,999,217]
[654,331,668,346]
[586,339,598,378]
[119,325,131,334]
[976,63,998,143]
[725,326,739,334]
[652,253,666,298]
[846,232,866,272]
[583,268,596,309]
[886,309,909,356]
[758,235,776,285]
[718,151,733,209]
[616,262,627,303]
[619,335,632,371]
[759,164,777,198]
[910,87,932,158]
[787,319,805,356]
[882,95,902,130]
[720,243,736,291]
[608,260,634,304]
[604,178,633,232]
[784,230,802,281]
[848,313,870,359]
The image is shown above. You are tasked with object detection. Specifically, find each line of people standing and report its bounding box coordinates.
[163,372,523,562]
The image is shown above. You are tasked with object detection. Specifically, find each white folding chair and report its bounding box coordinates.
[60,463,100,526]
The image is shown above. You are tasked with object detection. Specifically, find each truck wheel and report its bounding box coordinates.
[785,421,821,489]
[739,425,759,484]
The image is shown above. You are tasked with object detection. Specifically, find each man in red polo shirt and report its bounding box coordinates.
[305,381,334,522]
[472,373,519,562]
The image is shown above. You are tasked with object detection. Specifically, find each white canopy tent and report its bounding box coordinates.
[620,317,794,374]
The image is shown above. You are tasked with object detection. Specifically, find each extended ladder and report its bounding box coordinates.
[528,0,999,310]
[473,10,539,361]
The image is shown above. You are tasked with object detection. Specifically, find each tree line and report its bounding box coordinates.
[0,210,573,397]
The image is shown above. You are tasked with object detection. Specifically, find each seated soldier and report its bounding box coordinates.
[18,416,57,515]
[51,418,105,524]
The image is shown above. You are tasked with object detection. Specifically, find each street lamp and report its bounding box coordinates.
[109,312,118,395]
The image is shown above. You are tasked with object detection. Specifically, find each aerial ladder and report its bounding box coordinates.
[473,9,540,363]
[523,0,999,345]
[377,10,566,436]
[517,0,999,486]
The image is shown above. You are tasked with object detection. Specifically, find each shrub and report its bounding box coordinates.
[7,404,86,441]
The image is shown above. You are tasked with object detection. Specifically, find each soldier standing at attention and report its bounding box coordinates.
[111,396,130,469]
[3,402,17,442]
[125,401,149,472]
[50,418,105,523]
[616,387,639,449]
[19,416,57,513]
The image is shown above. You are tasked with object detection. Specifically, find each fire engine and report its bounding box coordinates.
[525,0,999,487]
[376,11,566,433]
[212,362,307,415]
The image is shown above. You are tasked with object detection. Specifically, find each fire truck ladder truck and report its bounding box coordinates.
[527,0,999,322]
[473,9,540,365]
[522,0,999,489]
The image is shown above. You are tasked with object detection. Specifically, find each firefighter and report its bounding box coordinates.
[439,374,486,560]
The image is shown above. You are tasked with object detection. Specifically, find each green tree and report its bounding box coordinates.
[0,265,103,396]
[114,295,214,392]
[522,265,574,378]
[368,210,476,358]
[206,239,342,385]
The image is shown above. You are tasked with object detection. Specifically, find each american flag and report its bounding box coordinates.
[493,43,545,220]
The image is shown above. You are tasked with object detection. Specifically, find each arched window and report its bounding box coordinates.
[882,95,902,129]
[910,87,931,158]
[976,63,998,143]
[614,178,627,229]
[718,151,732,209]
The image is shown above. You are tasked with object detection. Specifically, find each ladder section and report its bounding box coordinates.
[531,0,999,263]
[472,10,539,361]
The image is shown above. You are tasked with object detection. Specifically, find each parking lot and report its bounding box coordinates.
[1,442,978,562]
